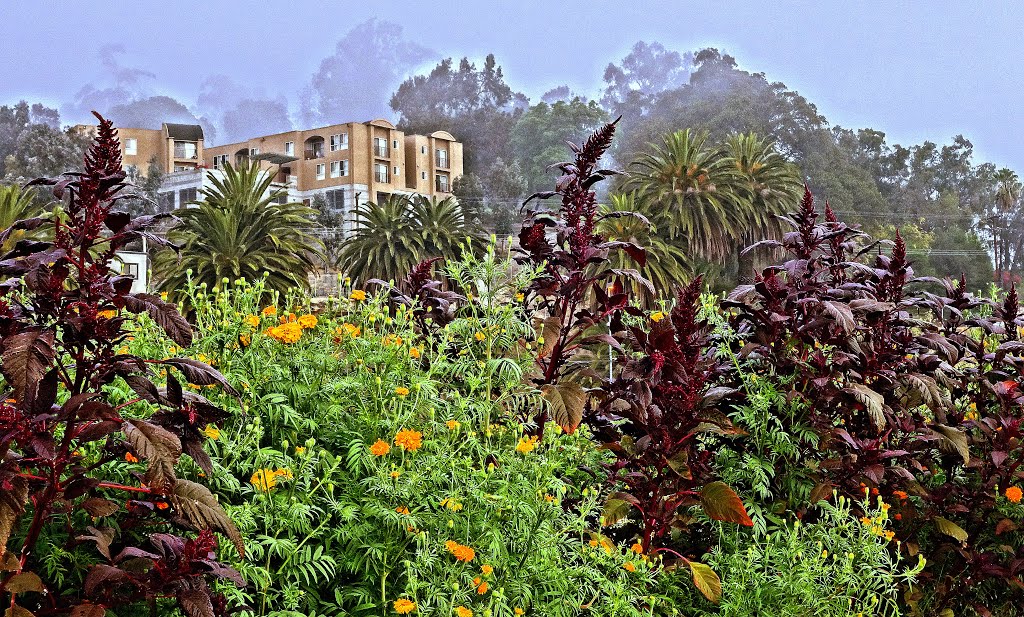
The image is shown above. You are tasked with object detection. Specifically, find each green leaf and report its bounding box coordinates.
[934,516,968,543]
[601,492,636,526]
[700,481,753,526]
[666,450,692,479]
[686,559,722,604]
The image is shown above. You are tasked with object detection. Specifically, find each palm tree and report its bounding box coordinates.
[0,184,44,253]
[339,194,481,284]
[338,195,423,285]
[989,168,1023,282]
[624,129,748,261]
[726,132,803,281]
[154,162,322,298]
[597,192,692,307]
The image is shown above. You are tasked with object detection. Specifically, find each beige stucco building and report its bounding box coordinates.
[73,122,207,176]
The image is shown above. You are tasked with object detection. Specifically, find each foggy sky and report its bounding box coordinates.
[1,0,1022,169]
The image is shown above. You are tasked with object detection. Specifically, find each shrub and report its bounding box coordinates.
[125,244,688,616]
[0,115,241,615]
[708,496,924,617]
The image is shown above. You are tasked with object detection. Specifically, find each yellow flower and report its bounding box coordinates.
[409,347,421,359]
[446,419,461,430]
[884,530,895,541]
[395,387,411,397]
[351,290,367,302]
[262,306,277,316]
[390,470,401,478]
[370,439,391,456]
[267,322,303,344]
[295,446,306,455]
[298,314,318,329]
[1006,486,1023,503]
[445,540,476,562]
[481,564,493,575]
[396,506,410,515]
[515,292,525,302]
[516,436,538,454]
[631,543,643,554]
[251,469,277,492]
[160,291,168,301]
[393,598,416,614]
[474,331,486,341]
[515,609,524,616]
[273,468,293,480]
[441,497,464,512]
[239,334,251,348]
[650,311,665,322]
[394,428,423,452]
[202,425,220,440]
[97,309,117,319]
[456,607,473,617]
[244,314,260,328]
[623,561,636,572]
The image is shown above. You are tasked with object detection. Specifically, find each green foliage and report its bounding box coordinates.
[154,162,323,299]
[510,97,609,193]
[127,245,682,616]
[707,497,925,617]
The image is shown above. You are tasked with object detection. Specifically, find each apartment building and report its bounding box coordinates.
[204,118,463,232]
[73,122,206,176]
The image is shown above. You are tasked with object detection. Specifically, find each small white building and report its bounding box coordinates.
[112,251,149,294]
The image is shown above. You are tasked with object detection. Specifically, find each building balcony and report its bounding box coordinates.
[436,155,449,169]
[374,145,389,158]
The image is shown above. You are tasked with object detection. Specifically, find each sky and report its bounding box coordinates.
[1,0,1023,169]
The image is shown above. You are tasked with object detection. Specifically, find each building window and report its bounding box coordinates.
[212,154,229,170]
[123,262,140,280]
[340,159,348,176]
[316,163,326,180]
[174,141,198,160]
[374,162,389,183]
[330,160,341,178]
[124,138,137,156]
[324,188,346,213]
[393,139,399,150]
[393,166,399,176]
[330,133,348,151]
[374,137,388,158]
[421,171,427,180]
[178,187,198,206]
[285,141,294,156]
[249,147,260,157]
[436,149,449,169]
[305,137,324,160]
[436,174,450,193]
[421,145,426,154]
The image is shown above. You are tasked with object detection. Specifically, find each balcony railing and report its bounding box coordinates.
[375,170,389,183]
[304,147,324,160]
[436,154,449,169]
[435,177,450,193]
[374,144,389,158]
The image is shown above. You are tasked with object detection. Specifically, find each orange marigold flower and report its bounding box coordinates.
[350,290,367,301]
[250,469,277,492]
[1006,486,1023,503]
[623,561,636,572]
[515,609,524,616]
[445,540,476,562]
[262,306,277,316]
[267,322,303,344]
[298,314,318,329]
[394,428,422,452]
[244,314,260,328]
[516,436,538,454]
[456,607,473,617]
[97,309,117,319]
[369,439,391,456]
[390,470,401,478]
[631,543,643,554]
[155,501,169,510]
[396,506,410,515]
[409,347,421,359]
[393,598,416,614]
[476,581,488,594]
[446,419,460,430]
[481,564,493,575]
[395,387,410,397]
[893,490,908,500]
[125,452,139,463]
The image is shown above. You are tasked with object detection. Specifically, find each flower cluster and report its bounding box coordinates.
[445,540,476,562]
[250,467,293,492]
[394,428,423,452]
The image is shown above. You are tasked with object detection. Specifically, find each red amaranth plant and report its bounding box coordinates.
[593,277,752,602]
[724,186,1024,614]
[0,113,243,616]
[515,118,650,437]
